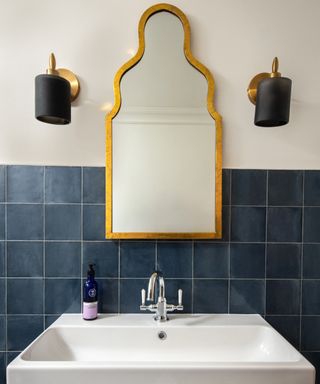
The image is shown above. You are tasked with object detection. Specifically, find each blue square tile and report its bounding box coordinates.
[303,244,320,279]
[45,315,59,328]
[0,166,5,203]
[120,279,149,313]
[83,167,105,204]
[221,206,230,242]
[7,315,43,351]
[0,280,4,314]
[0,316,5,350]
[46,242,80,277]
[83,242,118,278]
[266,280,300,315]
[7,165,44,203]
[304,208,320,242]
[305,171,320,206]
[0,242,4,277]
[193,279,228,313]
[268,170,303,206]
[267,244,301,278]
[231,207,266,242]
[222,169,230,205]
[83,205,105,240]
[157,242,192,278]
[230,280,265,314]
[45,278,80,314]
[45,166,81,203]
[165,279,192,313]
[7,279,43,314]
[120,242,155,278]
[231,170,267,206]
[230,244,265,278]
[0,352,5,384]
[7,242,43,277]
[302,280,320,315]
[267,207,302,242]
[301,317,320,351]
[96,279,119,313]
[194,243,228,278]
[45,204,81,240]
[7,352,20,364]
[7,204,43,240]
[0,205,4,241]
[265,316,300,349]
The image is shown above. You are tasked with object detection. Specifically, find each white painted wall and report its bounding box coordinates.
[0,0,319,168]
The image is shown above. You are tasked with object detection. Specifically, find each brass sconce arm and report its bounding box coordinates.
[247,57,281,105]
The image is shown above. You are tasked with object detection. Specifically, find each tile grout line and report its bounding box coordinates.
[8,312,320,317]
[43,166,46,330]
[5,201,320,208]
[4,312,117,318]
[2,276,309,281]
[299,170,305,351]
[155,239,158,311]
[118,241,121,314]
[191,240,194,314]
[155,240,158,270]
[5,239,320,245]
[264,170,269,317]
[4,166,8,366]
[80,167,84,313]
[227,170,232,313]
[3,202,105,206]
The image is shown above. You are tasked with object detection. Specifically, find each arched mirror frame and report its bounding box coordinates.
[106,3,222,239]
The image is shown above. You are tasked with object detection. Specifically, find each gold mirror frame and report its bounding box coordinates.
[106,3,222,239]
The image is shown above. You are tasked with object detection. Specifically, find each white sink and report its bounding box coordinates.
[7,314,315,384]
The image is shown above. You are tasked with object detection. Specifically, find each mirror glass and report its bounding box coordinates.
[106,4,222,238]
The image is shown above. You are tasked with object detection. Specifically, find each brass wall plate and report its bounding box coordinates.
[57,68,80,102]
[247,72,270,105]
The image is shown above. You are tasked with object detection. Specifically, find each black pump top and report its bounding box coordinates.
[87,263,96,278]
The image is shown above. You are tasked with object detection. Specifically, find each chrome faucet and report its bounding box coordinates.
[140,271,183,322]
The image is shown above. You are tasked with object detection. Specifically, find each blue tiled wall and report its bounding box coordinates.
[1,165,320,383]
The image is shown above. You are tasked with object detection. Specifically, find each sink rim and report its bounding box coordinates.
[7,314,315,371]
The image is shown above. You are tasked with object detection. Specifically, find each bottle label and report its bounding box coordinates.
[83,301,98,320]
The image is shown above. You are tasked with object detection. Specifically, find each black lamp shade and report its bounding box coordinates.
[35,74,71,124]
[254,77,292,127]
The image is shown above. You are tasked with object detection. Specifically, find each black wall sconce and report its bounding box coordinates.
[247,57,292,127]
[35,53,80,124]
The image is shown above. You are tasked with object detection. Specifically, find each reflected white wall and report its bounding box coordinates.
[113,108,215,232]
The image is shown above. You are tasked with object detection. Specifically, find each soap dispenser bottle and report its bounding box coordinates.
[83,263,98,320]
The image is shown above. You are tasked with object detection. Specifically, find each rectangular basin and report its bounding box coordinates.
[7,314,315,384]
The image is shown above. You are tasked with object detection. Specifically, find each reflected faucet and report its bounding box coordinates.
[140,271,183,322]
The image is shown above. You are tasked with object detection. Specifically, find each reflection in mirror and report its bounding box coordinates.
[106,4,222,239]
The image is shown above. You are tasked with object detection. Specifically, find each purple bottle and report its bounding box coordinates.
[83,264,98,320]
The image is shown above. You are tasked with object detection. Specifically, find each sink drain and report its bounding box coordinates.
[158,331,167,340]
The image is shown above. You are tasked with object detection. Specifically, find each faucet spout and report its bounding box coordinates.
[147,271,165,301]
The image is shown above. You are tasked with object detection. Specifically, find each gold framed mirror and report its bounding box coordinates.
[106,3,222,239]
